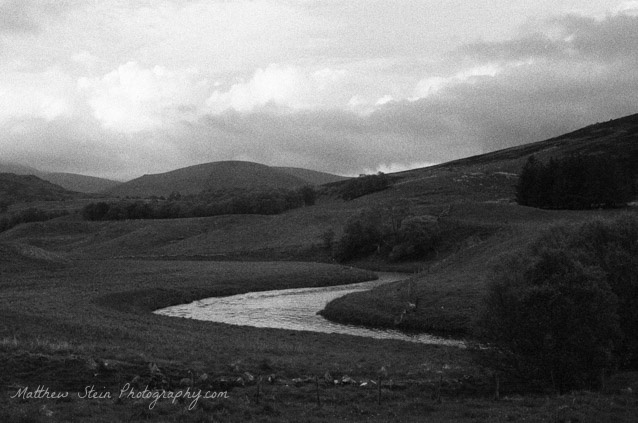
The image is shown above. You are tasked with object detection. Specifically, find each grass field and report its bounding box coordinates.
[2,258,636,422]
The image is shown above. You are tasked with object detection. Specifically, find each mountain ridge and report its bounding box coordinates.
[0,162,120,193]
[106,161,346,197]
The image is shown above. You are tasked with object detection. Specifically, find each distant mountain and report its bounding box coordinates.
[0,162,120,193]
[0,162,41,175]
[0,173,79,204]
[43,172,120,193]
[106,161,316,197]
[274,167,349,185]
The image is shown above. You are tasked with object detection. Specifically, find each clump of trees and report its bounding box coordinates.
[516,155,634,209]
[332,209,442,262]
[82,186,317,221]
[0,208,69,233]
[477,216,638,393]
[340,172,392,200]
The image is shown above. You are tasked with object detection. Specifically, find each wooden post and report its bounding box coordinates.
[256,376,261,404]
[315,375,321,407]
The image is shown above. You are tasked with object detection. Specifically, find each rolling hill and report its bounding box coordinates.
[0,173,80,204]
[274,166,349,185]
[0,162,120,193]
[106,161,341,198]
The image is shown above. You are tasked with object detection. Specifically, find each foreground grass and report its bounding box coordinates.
[0,259,472,421]
[1,258,636,421]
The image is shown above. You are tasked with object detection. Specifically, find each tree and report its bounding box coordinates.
[478,216,638,391]
[516,154,634,209]
[298,186,317,206]
[478,249,620,392]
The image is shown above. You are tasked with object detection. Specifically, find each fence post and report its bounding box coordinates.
[315,375,321,407]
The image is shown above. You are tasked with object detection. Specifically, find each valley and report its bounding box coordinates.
[1,114,638,422]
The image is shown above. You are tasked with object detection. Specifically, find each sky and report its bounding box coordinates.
[0,0,637,180]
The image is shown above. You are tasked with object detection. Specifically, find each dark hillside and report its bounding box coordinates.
[0,173,79,204]
[0,162,120,193]
[107,161,310,197]
[274,166,350,185]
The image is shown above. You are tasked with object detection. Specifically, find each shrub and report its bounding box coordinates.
[388,216,441,261]
[341,172,391,200]
[333,212,383,261]
[298,186,317,206]
[477,216,638,392]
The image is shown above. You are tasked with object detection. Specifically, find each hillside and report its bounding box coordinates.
[401,113,638,176]
[3,112,638,260]
[0,173,80,204]
[107,161,316,197]
[42,172,120,193]
[274,166,349,185]
[0,162,120,193]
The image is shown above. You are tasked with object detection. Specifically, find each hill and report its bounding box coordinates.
[274,166,349,185]
[107,161,318,197]
[402,112,638,174]
[42,172,120,193]
[0,242,68,272]
[0,161,120,193]
[0,173,80,204]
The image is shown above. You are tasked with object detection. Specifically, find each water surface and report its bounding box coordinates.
[155,272,462,346]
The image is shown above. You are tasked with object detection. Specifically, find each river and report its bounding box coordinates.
[154,272,463,346]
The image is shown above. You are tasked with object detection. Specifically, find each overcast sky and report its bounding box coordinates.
[1,0,637,180]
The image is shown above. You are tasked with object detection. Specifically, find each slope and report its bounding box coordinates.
[106,160,311,197]
[274,166,350,185]
[0,161,120,193]
[0,173,80,204]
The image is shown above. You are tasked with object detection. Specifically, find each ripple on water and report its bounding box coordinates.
[154,273,464,347]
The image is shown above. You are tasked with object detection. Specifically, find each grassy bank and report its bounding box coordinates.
[320,209,638,335]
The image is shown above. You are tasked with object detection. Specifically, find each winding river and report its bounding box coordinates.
[155,272,462,346]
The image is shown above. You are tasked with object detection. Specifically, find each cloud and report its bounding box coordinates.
[0,67,75,122]
[0,0,70,34]
[456,12,638,63]
[613,1,638,15]
[204,64,349,113]
[78,61,210,132]
[2,2,638,182]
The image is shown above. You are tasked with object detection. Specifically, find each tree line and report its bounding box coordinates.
[516,154,635,209]
[82,186,317,221]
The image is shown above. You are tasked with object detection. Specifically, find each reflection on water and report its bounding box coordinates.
[155,272,463,346]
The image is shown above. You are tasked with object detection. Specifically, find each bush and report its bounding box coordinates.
[298,186,317,206]
[341,172,391,200]
[477,216,638,392]
[333,213,383,261]
[388,216,440,261]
